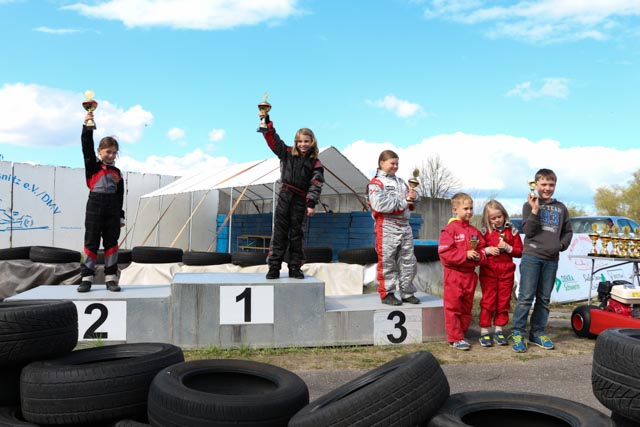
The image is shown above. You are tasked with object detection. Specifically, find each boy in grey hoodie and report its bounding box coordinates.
[511,168,573,352]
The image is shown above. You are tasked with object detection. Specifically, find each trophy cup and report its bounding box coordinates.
[528,181,537,200]
[257,92,272,133]
[82,90,98,130]
[407,168,419,208]
[600,224,611,257]
[469,235,479,251]
[610,225,621,257]
[588,223,600,256]
[632,227,640,258]
[621,226,631,258]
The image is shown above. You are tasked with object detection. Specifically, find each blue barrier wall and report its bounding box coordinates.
[216,212,423,259]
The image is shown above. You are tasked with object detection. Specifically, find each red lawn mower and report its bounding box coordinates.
[571,280,640,338]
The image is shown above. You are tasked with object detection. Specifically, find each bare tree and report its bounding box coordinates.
[415,154,461,198]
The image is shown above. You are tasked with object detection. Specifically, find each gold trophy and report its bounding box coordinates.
[528,181,537,200]
[632,227,640,258]
[407,168,419,208]
[469,235,479,251]
[588,223,600,256]
[257,92,272,133]
[621,226,631,258]
[600,224,611,257]
[82,90,98,130]
[610,225,621,257]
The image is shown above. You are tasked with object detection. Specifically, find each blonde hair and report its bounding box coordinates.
[377,150,398,169]
[292,128,319,157]
[482,199,509,231]
[451,192,473,208]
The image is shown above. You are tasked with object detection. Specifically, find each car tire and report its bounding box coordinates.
[289,351,449,427]
[611,412,638,427]
[231,251,268,267]
[571,305,597,339]
[20,343,184,425]
[337,247,378,265]
[0,406,39,426]
[29,246,81,263]
[182,251,232,266]
[96,248,132,265]
[148,359,309,427]
[0,246,32,261]
[592,328,640,421]
[427,391,613,426]
[0,301,78,366]
[131,246,183,264]
[414,244,439,263]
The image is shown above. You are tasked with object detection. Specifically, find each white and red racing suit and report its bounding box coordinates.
[438,219,486,342]
[367,170,417,300]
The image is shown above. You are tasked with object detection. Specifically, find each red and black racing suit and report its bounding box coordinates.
[81,126,124,283]
[262,121,324,270]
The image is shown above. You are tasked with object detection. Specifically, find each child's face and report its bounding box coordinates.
[379,157,399,175]
[487,207,505,229]
[453,199,474,222]
[536,177,556,201]
[99,146,118,163]
[295,134,313,155]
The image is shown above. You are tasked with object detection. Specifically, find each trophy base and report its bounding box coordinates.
[85,120,97,130]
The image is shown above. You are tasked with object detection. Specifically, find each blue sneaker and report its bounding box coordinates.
[449,339,471,350]
[530,334,554,349]
[478,334,493,347]
[511,331,527,353]
[493,331,509,346]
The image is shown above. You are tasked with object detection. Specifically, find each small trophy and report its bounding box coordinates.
[257,92,272,133]
[528,181,537,200]
[469,235,479,251]
[588,223,600,256]
[600,224,611,257]
[82,90,98,130]
[407,168,419,208]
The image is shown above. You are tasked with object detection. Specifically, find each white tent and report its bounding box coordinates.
[142,146,369,202]
[137,146,370,250]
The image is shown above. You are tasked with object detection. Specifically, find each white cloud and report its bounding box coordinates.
[118,148,230,176]
[0,83,152,147]
[343,133,640,215]
[167,127,185,140]
[208,129,225,142]
[34,27,81,35]
[63,0,303,30]
[366,95,424,118]
[421,0,640,43]
[506,78,570,101]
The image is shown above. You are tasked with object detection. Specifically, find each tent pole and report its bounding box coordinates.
[188,192,194,250]
[141,198,176,246]
[208,185,250,252]
[228,187,233,253]
[169,189,211,248]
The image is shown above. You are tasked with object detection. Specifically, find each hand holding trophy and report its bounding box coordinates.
[257,92,272,133]
[82,90,98,130]
[407,168,419,208]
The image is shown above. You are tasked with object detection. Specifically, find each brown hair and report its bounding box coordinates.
[451,192,473,208]
[292,128,318,157]
[482,199,509,231]
[98,136,120,154]
[534,168,557,183]
[377,150,399,169]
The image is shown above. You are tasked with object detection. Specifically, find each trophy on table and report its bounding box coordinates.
[588,223,600,256]
[257,92,272,133]
[600,224,612,257]
[610,225,622,257]
[528,181,537,200]
[621,226,632,258]
[407,168,420,208]
[82,90,98,130]
[632,227,640,258]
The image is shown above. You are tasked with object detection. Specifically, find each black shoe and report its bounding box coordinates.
[402,295,421,304]
[77,281,92,293]
[289,268,304,279]
[382,294,402,306]
[266,268,280,279]
[106,281,121,292]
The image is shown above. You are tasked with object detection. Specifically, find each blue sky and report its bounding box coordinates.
[1,0,639,215]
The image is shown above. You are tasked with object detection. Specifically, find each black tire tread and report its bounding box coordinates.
[131,246,183,264]
[337,247,378,265]
[29,246,81,263]
[182,251,232,266]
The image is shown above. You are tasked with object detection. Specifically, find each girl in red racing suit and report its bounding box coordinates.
[478,200,522,347]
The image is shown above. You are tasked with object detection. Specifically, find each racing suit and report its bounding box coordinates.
[262,121,324,270]
[438,219,486,343]
[479,225,523,329]
[81,126,124,284]
[367,170,417,300]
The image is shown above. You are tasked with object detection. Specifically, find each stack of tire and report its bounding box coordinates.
[0,300,185,426]
[337,244,439,265]
[592,328,640,426]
